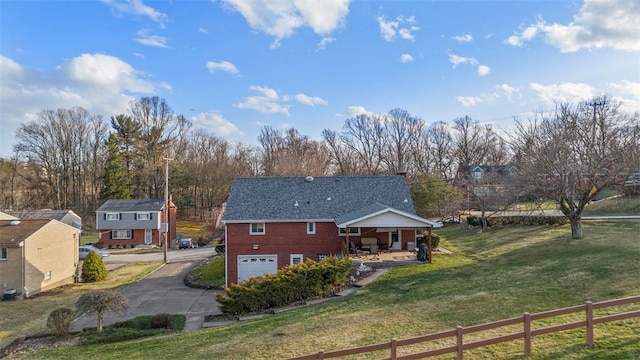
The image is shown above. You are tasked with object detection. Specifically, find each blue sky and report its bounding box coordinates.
[1,0,638,158]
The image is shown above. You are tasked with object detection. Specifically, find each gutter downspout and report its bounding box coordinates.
[19,241,25,299]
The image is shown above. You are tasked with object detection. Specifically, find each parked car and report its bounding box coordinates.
[79,245,110,259]
[178,238,197,249]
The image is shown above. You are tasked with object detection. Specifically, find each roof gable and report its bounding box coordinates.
[336,203,442,228]
[0,219,51,246]
[224,175,415,222]
[96,199,165,212]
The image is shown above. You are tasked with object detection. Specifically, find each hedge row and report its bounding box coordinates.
[216,256,352,316]
[467,215,568,227]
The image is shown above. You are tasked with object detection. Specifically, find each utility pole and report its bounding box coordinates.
[163,157,173,264]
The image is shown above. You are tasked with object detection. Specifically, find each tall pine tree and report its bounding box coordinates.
[99,134,131,202]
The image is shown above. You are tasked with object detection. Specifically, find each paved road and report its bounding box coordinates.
[72,248,224,332]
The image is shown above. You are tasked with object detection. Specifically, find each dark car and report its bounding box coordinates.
[178,238,196,249]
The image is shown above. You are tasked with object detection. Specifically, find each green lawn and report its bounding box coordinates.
[11,220,639,359]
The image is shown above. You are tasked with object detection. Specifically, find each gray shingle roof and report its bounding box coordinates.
[224,175,416,222]
[96,199,165,212]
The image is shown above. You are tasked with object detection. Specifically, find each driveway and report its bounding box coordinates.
[72,249,224,332]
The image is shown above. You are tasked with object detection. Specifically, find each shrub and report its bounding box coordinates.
[47,308,75,336]
[150,314,173,329]
[93,241,104,249]
[431,233,441,249]
[76,290,127,332]
[216,256,352,316]
[82,251,107,282]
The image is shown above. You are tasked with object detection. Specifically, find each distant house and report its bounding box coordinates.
[3,209,82,229]
[223,175,441,286]
[95,198,177,248]
[0,219,81,297]
[453,164,518,210]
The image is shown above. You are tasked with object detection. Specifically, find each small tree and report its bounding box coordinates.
[81,251,107,282]
[76,290,128,332]
[47,308,75,336]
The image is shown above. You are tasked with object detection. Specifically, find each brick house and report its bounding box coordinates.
[0,219,81,298]
[223,175,442,286]
[95,198,177,248]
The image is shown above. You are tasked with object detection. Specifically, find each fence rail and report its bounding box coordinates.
[288,295,640,360]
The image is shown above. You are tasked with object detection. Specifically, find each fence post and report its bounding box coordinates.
[318,349,324,359]
[457,325,464,360]
[390,337,398,360]
[524,312,531,356]
[585,301,594,346]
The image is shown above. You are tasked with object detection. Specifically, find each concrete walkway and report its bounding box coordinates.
[71,260,223,332]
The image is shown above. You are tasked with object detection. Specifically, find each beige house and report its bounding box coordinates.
[0,219,80,298]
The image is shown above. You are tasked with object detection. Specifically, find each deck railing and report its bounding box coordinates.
[288,295,640,360]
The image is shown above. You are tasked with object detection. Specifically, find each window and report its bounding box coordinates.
[338,227,360,235]
[111,230,132,239]
[250,223,265,235]
[317,254,328,261]
[106,212,120,221]
[0,247,7,260]
[136,212,151,220]
[307,222,316,234]
[290,254,303,265]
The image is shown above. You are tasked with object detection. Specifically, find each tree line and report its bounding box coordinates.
[0,95,637,238]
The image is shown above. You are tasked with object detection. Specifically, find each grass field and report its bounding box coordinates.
[9,219,639,359]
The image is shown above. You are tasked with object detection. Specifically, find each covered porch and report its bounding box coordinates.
[336,203,442,263]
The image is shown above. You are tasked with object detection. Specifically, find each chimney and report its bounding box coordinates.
[396,171,407,179]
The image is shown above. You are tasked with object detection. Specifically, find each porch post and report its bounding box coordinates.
[345,227,350,256]
[427,227,433,263]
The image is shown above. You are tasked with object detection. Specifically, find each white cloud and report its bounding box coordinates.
[456,96,483,107]
[198,27,208,34]
[377,15,419,42]
[505,0,640,52]
[295,93,327,106]
[0,55,23,79]
[191,112,241,136]
[134,32,169,48]
[452,34,473,42]
[102,0,169,27]
[455,92,500,107]
[235,85,291,115]
[400,53,414,63]
[496,83,519,101]
[317,37,336,50]
[477,65,491,76]
[448,53,478,68]
[206,61,240,75]
[222,0,350,44]
[608,80,640,113]
[530,82,596,104]
[0,54,167,156]
[347,105,368,117]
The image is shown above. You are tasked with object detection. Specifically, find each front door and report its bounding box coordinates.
[145,229,152,245]
[389,230,402,250]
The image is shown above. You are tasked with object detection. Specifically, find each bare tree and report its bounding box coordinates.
[383,108,424,174]
[511,96,634,238]
[76,290,127,332]
[453,116,507,166]
[341,113,386,174]
[428,121,456,181]
[321,129,360,175]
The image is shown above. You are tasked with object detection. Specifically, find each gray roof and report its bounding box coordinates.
[224,176,416,222]
[96,199,165,212]
[4,209,78,221]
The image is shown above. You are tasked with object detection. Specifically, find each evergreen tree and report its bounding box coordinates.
[81,250,108,282]
[99,133,131,202]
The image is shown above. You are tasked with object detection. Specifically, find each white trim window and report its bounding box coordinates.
[0,247,7,260]
[290,254,304,265]
[136,212,151,220]
[307,222,316,234]
[106,212,120,221]
[250,223,265,235]
[339,227,360,236]
[112,230,132,239]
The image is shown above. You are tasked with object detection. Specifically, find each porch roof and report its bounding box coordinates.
[335,203,442,229]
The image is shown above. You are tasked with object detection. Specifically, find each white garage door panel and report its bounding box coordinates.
[238,255,278,283]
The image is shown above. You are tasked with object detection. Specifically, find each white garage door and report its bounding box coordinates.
[237,255,278,283]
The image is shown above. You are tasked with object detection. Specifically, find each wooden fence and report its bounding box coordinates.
[288,295,640,360]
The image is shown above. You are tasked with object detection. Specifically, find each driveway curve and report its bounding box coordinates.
[72,249,224,332]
